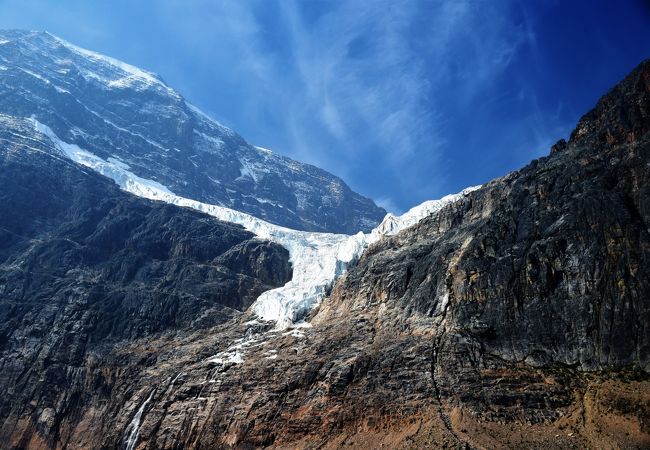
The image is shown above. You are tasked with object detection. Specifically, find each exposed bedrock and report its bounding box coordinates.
[1,58,650,450]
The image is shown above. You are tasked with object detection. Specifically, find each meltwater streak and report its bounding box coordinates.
[123,389,155,450]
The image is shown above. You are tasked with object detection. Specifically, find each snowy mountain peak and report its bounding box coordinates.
[48,33,166,88]
[0,29,386,233]
[0,30,169,92]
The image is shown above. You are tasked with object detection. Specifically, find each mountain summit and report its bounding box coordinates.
[0,30,386,233]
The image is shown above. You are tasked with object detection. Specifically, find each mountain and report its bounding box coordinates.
[0,30,386,234]
[25,109,479,330]
[313,60,650,448]
[0,32,649,448]
[29,115,466,330]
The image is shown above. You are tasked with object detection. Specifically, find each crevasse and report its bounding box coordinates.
[33,118,479,329]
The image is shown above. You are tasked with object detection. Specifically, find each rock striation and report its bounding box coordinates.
[0,114,292,448]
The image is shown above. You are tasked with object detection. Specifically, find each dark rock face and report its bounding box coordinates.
[2,52,650,450]
[312,60,650,446]
[0,30,386,234]
[0,115,291,448]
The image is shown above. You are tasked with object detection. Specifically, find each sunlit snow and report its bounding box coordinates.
[49,32,164,89]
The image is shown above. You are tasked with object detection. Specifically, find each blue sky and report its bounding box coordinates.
[0,0,649,213]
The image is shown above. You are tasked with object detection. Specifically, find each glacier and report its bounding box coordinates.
[33,118,479,329]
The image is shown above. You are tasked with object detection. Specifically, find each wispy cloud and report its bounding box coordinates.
[12,0,516,210]
[277,0,440,166]
[154,1,527,207]
[0,0,641,211]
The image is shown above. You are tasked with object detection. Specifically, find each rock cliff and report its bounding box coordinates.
[0,115,292,448]
[1,54,649,450]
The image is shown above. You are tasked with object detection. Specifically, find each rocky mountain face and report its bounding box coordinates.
[0,30,385,234]
[0,37,649,450]
[310,60,650,448]
[0,114,292,448]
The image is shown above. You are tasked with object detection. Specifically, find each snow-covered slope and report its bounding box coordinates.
[373,195,476,236]
[0,29,385,233]
[33,118,478,329]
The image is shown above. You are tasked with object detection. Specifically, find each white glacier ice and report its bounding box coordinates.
[33,118,479,329]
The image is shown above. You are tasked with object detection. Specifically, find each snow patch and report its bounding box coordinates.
[186,102,234,136]
[255,145,274,156]
[194,130,225,152]
[283,329,306,339]
[206,334,261,365]
[20,68,51,84]
[18,68,69,93]
[237,159,258,182]
[249,196,283,207]
[170,372,184,385]
[108,76,149,89]
[236,157,270,183]
[208,351,244,365]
